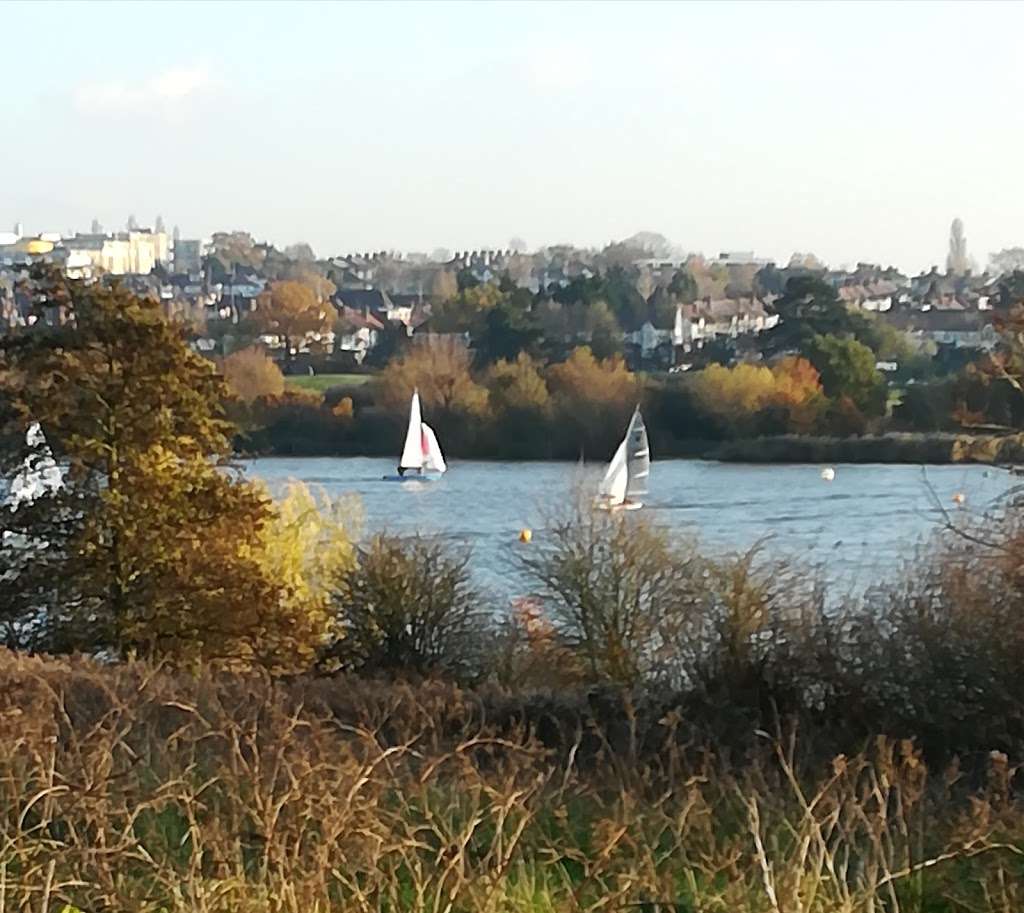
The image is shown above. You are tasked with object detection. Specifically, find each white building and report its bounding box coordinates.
[63,229,170,275]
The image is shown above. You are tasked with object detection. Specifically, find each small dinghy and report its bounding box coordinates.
[594,406,649,511]
[382,389,447,482]
[9,422,63,508]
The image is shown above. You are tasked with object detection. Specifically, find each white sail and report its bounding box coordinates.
[624,408,650,500]
[9,422,63,509]
[597,439,629,506]
[421,423,447,474]
[399,390,424,470]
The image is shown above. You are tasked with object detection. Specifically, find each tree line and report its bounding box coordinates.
[226,274,1024,460]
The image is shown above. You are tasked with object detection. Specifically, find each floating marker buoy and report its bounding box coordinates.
[519,528,532,543]
[821,467,835,482]
[952,492,966,507]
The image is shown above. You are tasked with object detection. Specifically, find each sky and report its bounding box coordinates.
[2,0,1022,274]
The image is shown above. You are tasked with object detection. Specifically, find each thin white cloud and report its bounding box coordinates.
[74,64,212,114]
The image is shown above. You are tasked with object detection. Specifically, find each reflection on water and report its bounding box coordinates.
[246,458,1016,601]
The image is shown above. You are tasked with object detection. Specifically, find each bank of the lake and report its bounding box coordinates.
[239,429,1024,465]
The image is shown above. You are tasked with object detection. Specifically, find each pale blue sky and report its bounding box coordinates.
[3,0,1021,272]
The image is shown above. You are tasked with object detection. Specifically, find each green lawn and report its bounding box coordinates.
[285,373,374,393]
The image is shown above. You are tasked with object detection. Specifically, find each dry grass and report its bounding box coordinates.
[1,651,1022,913]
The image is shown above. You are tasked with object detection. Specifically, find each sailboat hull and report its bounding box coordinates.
[594,497,643,512]
[382,473,443,483]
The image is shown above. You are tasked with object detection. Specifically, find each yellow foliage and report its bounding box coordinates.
[692,363,777,420]
[253,481,362,671]
[486,352,551,414]
[547,347,637,409]
[546,347,638,454]
[690,358,824,434]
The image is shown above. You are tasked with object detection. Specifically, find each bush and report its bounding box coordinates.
[219,346,285,403]
[323,534,488,679]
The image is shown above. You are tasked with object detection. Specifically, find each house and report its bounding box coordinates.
[335,288,431,333]
[624,321,674,366]
[671,303,707,352]
[836,279,900,312]
[886,310,997,351]
[712,251,774,268]
[334,306,384,364]
[700,297,778,338]
[336,288,394,319]
[669,298,778,360]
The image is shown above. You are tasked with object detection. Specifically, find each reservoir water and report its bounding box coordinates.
[248,458,1017,599]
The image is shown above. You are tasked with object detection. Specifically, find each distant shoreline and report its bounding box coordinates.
[239,431,1024,466]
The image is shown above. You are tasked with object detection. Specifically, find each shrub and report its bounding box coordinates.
[323,534,488,679]
[517,504,706,686]
[219,345,285,403]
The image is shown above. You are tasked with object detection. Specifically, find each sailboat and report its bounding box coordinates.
[594,407,650,511]
[382,389,447,482]
[9,422,63,509]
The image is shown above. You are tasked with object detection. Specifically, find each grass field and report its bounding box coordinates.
[285,372,374,393]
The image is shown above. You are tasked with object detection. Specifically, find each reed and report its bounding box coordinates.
[1,651,1022,913]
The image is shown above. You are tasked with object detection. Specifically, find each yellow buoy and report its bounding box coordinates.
[519,528,532,543]
[952,492,966,507]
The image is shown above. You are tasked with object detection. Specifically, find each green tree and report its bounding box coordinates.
[456,267,480,291]
[766,276,868,354]
[0,270,287,663]
[668,267,698,303]
[807,333,887,417]
[473,296,541,365]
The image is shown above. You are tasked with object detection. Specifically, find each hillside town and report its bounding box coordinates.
[1,218,1017,379]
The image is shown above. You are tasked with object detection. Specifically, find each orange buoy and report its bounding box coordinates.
[519,528,532,543]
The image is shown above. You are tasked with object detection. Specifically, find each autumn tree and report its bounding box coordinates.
[485,353,552,457]
[378,337,487,415]
[770,356,826,433]
[547,347,638,458]
[689,363,779,436]
[0,269,291,664]
[254,481,359,670]
[688,358,825,436]
[220,346,285,403]
[254,279,334,362]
